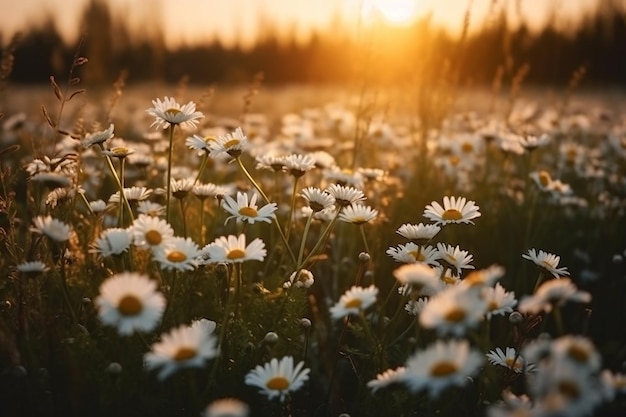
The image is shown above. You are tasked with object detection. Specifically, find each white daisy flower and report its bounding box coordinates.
[193,183,234,200]
[386,243,440,266]
[405,298,429,316]
[82,123,114,148]
[518,278,591,314]
[144,318,219,380]
[393,263,442,296]
[201,234,266,264]
[244,356,310,402]
[31,215,71,242]
[522,248,570,278]
[109,186,153,204]
[403,339,484,397]
[552,335,601,373]
[325,184,366,207]
[209,127,249,159]
[130,214,174,250]
[89,199,108,214]
[171,178,195,199]
[367,367,407,393]
[282,153,316,177]
[102,146,135,159]
[203,398,250,417]
[530,170,554,192]
[460,265,506,289]
[324,168,364,189]
[92,228,132,257]
[147,97,204,131]
[423,196,481,226]
[186,133,217,155]
[137,201,165,217]
[284,269,314,289]
[482,283,517,318]
[338,204,378,225]
[329,285,378,320]
[300,187,335,213]
[95,272,166,335]
[153,237,201,271]
[519,133,550,151]
[436,243,475,274]
[396,223,441,244]
[419,285,487,336]
[16,261,49,275]
[486,347,532,374]
[221,192,277,225]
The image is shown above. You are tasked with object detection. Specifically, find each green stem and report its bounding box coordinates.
[98,144,133,223]
[552,306,565,335]
[193,152,209,185]
[118,158,125,227]
[179,198,187,238]
[299,209,341,268]
[297,213,314,266]
[166,125,176,224]
[285,177,300,241]
[359,224,371,255]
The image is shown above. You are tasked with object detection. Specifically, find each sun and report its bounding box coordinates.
[361,0,422,25]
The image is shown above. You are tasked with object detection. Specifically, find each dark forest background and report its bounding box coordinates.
[2,0,626,87]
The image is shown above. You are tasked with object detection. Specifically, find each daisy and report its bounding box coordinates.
[171,178,195,199]
[89,199,108,214]
[403,339,484,397]
[153,237,201,271]
[396,223,441,245]
[102,146,135,159]
[517,278,591,314]
[147,97,204,131]
[300,186,335,213]
[144,318,219,380]
[137,201,165,217]
[329,285,378,320]
[324,167,364,188]
[367,367,407,393]
[519,134,551,151]
[419,285,487,336]
[92,228,132,257]
[186,133,217,155]
[482,283,517,318]
[255,153,286,172]
[95,272,166,335]
[193,183,234,200]
[436,243,475,275]
[282,153,316,177]
[203,398,250,417]
[552,335,601,373]
[460,265,505,289]
[283,269,314,289]
[201,234,266,264]
[221,192,277,225]
[486,347,532,374]
[423,196,481,225]
[130,214,174,250]
[530,170,554,192]
[405,298,429,316]
[109,186,153,204]
[338,204,378,225]
[31,215,71,242]
[16,261,49,275]
[434,266,462,287]
[82,123,114,148]
[393,263,442,296]
[244,356,310,402]
[209,127,249,159]
[325,184,365,207]
[522,248,570,278]
[386,243,440,266]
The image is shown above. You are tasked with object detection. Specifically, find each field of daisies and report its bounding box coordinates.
[1,66,626,417]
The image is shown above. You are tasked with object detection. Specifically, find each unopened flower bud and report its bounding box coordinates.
[509,311,524,324]
[300,318,312,329]
[358,252,370,263]
[263,331,279,345]
[105,362,122,375]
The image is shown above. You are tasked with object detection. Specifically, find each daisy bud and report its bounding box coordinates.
[300,318,312,329]
[613,254,623,264]
[359,252,371,263]
[105,362,123,375]
[263,332,279,345]
[509,311,524,324]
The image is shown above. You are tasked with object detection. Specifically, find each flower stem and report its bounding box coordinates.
[166,125,175,224]
[297,213,313,266]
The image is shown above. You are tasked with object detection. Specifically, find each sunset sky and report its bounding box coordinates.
[0,0,605,48]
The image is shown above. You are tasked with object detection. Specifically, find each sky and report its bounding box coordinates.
[0,0,605,48]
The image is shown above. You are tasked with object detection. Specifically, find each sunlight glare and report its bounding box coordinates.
[361,0,422,25]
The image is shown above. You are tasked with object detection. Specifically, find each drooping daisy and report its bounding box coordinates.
[209,127,249,159]
[96,272,166,335]
[201,234,266,264]
[203,398,250,417]
[482,283,518,318]
[282,153,316,177]
[31,215,71,242]
[522,248,570,278]
[153,237,201,271]
[367,367,407,393]
[338,204,378,225]
[517,278,591,314]
[393,263,442,296]
[486,347,532,374]
[403,339,484,397]
[82,123,114,148]
[423,196,481,226]
[109,186,153,204]
[325,184,366,207]
[300,186,335,213]
[519,133,551,151]
[130,214,174,250]
[436,243,475,275]
[147,97,204,131]
[137,201,165,217]
[186,133,217,155]
[419,285,487,336]
[386,243,440,266]
[170,178,195,199]
[244,356,310,402]
[221,192,277,225]
[92,228,132,257]
[329,285,378,320]
[396,223,441,245]
[144,318,219,380]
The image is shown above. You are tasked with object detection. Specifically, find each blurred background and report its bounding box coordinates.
[0,0,625,87]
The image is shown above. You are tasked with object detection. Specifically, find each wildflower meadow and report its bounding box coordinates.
[1,44,626,417]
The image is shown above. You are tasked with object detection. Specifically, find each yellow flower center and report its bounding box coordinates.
[505,357,522,370]
[441,209,463,221]
[238,206,258,217]
[227,249,246,260]
[351,216,367,224]
[444,307,466,322]
[166,108,181,115]
[557,381,581,399]
[173,347,197,362]
[344,298,362,309]
[567,345,590,363]
[118,295,143,316]
[488,301,499,311]
[538,170,551,187]
[266,376,290,391]
[449,155,460,166]
[204,135,217,143]
[145,230,162,246]
[224,139,240,148]
[540,260,555,270]
[430,361,458,377]
[463,271,484,287]
[409,251,425,262]
[167,251,187,263]
[461,142,474,153]
[442,275,458,285]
